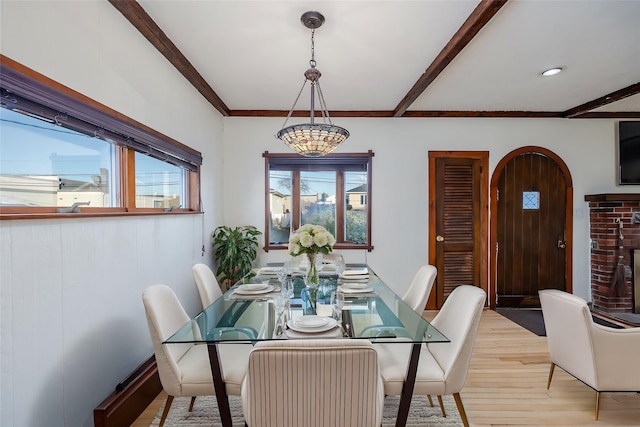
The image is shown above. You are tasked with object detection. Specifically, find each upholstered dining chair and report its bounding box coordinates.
[142,284,251,427]
[539,289,640,420]
[377,284,486,427]
[192,263,223,309]
[241,339,385,427]
[402,264,437,313]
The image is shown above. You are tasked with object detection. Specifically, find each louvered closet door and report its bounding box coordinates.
[434,157,482,306]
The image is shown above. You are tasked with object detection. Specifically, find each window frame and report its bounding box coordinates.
[0,55,202,218]
[263,150,374,252]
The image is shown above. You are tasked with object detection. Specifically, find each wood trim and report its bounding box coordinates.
[563,83,640,118]
[489,146,573,309]
[94,356,162,427]
[108,0,230,116]
[393,0,509,117]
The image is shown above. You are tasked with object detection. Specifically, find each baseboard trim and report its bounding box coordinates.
[94,355,162,427]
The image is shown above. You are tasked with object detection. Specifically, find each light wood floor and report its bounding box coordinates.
[132,309,640,426]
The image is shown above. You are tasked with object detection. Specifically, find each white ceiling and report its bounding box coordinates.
[130,0,639,116]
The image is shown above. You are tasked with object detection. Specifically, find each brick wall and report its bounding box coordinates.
[586,194,640,312]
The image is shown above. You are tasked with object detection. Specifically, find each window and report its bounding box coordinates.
[522,191,540,210]
[0,56,201,216]
[264,151,373,251]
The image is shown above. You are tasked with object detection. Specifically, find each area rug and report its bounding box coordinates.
[150,394,462,426]
[496,308,624,337]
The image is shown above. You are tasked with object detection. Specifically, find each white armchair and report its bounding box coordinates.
[241,339,385,427]
[142,284,251,427]
[192,263,223,309]
[539,289,640,420]
[402,264,437,313]
[377,285,486,427]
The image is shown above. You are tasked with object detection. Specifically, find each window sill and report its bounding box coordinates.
[0,209,201,220]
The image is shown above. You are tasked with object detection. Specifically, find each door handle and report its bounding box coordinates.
[436,235,445,242]
[557,239,566,249]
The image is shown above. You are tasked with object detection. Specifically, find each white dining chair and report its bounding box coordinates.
[377,285,486,427]
[192,263,223,309]
[402,264,437,313]
[142,284,251,427]
[241,339,385,427]
[539,289,640,420]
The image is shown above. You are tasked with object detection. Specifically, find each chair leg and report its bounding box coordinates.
[437,395,446,417]
[595,391,601,420]
[159,395,174,427]
[188,396,196,412]
[453,392,470,427]
[427,395,434,407]
[546,363,555,389]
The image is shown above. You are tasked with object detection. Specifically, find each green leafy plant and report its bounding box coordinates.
[212,225,262,288]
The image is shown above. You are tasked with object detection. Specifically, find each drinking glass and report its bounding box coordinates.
[281,277,294,300]
[331,291,345,323]
[335,254,346,277]
[273,295,286,338]
[275,265,288,292]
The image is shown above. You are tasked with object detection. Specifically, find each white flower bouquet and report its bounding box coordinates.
[288,224,335,257]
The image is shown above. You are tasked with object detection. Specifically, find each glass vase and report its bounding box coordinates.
[306,252,321,287]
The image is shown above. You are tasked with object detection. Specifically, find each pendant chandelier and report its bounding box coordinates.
[276,11,349,157]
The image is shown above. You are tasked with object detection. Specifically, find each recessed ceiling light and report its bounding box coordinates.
[541,67,564,77]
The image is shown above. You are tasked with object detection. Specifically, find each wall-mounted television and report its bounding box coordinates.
[618,121,640,185]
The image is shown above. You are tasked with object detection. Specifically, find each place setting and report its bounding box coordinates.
[228,282,277,299]
[339,281,376,297]
[340,267,370,281]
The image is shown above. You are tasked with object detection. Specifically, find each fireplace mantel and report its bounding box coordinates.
[585,193,640,202]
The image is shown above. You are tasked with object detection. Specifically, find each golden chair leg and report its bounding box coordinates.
[453,392,470,427]
[427,395,434,407]
[188,396,196,412]
[159,395,174,427]
[595,391,601,420]
[547,363,555,389]
[437,395,446,417]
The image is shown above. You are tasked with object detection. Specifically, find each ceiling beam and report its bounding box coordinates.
[108,0,230,116]
[392,0,509,117]
[562,83,640,118]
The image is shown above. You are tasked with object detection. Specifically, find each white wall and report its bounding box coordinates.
[1,2,224,426]
[222,117,639,301]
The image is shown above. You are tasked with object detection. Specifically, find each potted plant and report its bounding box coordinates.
[212,225,262,289]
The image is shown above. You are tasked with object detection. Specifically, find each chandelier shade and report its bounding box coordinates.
[276,11,349,157]
[277,123,349,157]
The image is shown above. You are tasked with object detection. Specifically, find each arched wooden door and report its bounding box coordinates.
[490,147,573,308]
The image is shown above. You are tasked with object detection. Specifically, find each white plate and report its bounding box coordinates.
[234,284,274,295]
[341,287,374,294]
[341,268,369,276]
[258,267,281,275]
[341,274,370,281]
[287,317,338,333]
[295,315,329,328]
[342,282,369,289]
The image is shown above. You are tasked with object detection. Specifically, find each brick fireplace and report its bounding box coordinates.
[585,194,640,313]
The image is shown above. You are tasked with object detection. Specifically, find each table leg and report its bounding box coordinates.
[395,343,421,427]
[207,343,233,427]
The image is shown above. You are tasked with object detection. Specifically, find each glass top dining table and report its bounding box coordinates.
[164,264,448,427]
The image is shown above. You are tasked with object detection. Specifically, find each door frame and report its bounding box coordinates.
[489,146,573,309]
[428,151,489,309]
